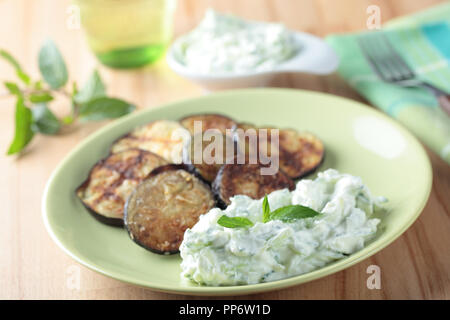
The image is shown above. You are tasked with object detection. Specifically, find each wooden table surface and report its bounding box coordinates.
[1,0,449,300]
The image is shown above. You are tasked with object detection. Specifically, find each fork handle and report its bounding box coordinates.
[420,82,450,116]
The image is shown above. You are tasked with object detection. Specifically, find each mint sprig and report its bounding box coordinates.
[217,194,320,228]
[1,41,135,156]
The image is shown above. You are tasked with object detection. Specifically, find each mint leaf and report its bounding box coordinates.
[79,97,135,121]
[31,103,60,135]
[262,195,270,223]
[74,70,105,104]
[4,82,21,96]
[29,92,53,103]
[7,98,34,155]
[268,205,320,222]
[38,40,68,89]
[0,49,31,85]
[217,215,254,228]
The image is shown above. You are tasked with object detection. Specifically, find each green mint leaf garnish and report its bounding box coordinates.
[7,98,34,155]
[216,197,319,229]
[78,97,135,121]
[217,215,254,228]
[268,205,320,222]
[38,39,68,89]
[262,195,270,223]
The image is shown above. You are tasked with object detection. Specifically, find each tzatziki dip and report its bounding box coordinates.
[172,9,299,74]
[180,169,386,286]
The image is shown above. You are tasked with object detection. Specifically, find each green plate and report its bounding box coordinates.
[42,89,432,296]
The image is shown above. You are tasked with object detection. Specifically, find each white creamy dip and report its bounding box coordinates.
[172,9,299,74]
[180,169,386,286]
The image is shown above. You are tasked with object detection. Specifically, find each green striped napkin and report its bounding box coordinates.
[326,2,450,165]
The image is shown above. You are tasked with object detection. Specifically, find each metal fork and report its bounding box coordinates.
[358,32,450,116]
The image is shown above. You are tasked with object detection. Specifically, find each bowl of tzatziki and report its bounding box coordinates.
[167,10,339,90]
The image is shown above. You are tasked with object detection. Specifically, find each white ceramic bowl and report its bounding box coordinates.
[166,31,339,91]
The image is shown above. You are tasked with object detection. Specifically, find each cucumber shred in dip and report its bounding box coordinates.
[180,169,387,286]
[172,9,300,74]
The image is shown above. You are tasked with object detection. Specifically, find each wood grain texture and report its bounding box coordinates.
[0,0,448,300]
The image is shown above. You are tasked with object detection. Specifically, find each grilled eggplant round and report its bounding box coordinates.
[213,163,295,207]
[277,129,324,178]
[183,132,236,183]
[180,113,237,135]
[124,164,216,254]
[76,149,168,226]
[110,120,190,164]
[234,123,325,179]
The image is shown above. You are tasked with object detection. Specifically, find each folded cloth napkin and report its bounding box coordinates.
[326,2,450,165]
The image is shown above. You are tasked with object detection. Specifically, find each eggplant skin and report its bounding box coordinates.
[110,120,190,164]
[179,113,237,135]
[182,132,236,183]
[77,193,124,227]
[76,149,168,226]
[234,123,325,179]
[124,164,216,254]
[212,163,295,207]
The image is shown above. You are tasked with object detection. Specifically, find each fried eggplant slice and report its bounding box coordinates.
[76,149,168,226]
[180,114,236,135]
[124,164,216,254]
[234,123,324,179]
[110,120,190,164]
[213,163,295,207]
[277,129,324,178]
[183,132,236,183]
